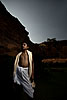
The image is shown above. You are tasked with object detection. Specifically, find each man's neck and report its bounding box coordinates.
[22,49,27,54]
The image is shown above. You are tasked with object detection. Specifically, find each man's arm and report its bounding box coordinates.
[13,54,19,75]
[13,56,18,76]
[31,55,34,81]
[31,55,36,88]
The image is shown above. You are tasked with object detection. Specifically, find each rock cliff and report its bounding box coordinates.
[0,1,33,56]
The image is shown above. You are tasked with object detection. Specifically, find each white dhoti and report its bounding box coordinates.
[13,66,34,98]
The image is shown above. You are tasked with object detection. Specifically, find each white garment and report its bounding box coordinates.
[14,66,34,98]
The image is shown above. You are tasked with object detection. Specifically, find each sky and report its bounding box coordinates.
[1,0,67,43]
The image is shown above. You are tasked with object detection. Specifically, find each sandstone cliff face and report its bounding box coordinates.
[0,1,33,56]
[1,1,67,58]
[37,39,67,59]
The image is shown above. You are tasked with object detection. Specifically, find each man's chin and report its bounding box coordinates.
[23,47,29,50]
[22,48,27,50]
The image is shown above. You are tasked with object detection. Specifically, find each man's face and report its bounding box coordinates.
[22,42,28,50]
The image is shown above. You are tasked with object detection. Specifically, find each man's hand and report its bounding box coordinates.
[32,80,36,88]
[13,71,16,78]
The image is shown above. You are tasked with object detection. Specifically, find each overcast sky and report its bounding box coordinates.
[1,0,67,43]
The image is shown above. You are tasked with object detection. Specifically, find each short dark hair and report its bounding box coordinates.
[20,40,29,46]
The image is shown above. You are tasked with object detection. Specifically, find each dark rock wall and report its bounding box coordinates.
[0,1,33,56]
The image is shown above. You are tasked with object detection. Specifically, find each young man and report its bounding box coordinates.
[13,42,35,99]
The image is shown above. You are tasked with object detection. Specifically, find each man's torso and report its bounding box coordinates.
[19,52,29,68]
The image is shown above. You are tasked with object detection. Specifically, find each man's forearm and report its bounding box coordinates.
[32,61,34,80]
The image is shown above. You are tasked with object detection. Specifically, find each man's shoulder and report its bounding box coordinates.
[27,50,32,54]
[16,52,22,57]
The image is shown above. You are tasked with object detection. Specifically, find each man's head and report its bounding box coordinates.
[21,42,29,50]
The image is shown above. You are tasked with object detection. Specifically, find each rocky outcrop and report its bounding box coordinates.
[38,40,67,59]
[0,1,33,56]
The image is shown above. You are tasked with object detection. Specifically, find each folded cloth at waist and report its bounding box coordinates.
[13,66,34,98]
[18,65,29,68]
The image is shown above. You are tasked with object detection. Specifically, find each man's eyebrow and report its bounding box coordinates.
[23,43,26,44]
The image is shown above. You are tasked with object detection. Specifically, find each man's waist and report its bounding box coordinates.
[18,65,28,68]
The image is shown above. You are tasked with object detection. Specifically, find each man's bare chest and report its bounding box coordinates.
[19,52,29,67]
[20,53,28,60]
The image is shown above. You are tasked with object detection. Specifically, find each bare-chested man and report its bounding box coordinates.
[13,42,35,99]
